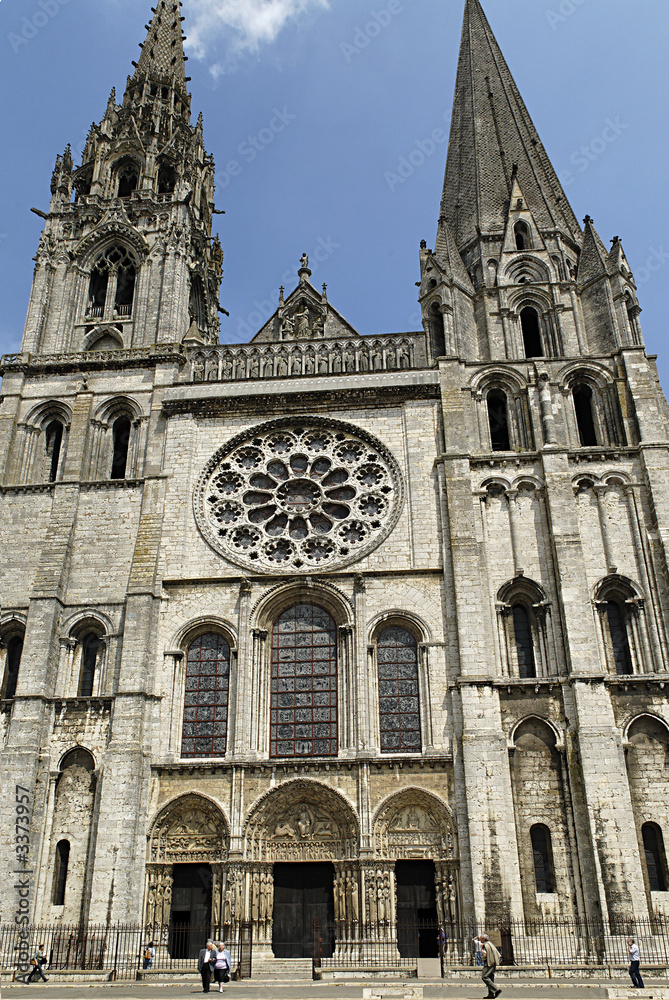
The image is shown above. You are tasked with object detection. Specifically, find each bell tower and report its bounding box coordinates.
[22,0,222,357]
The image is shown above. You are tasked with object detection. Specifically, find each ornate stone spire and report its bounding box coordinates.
[128,0,190,100]
[440,0,581,252]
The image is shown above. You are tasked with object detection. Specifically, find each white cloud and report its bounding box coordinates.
[183,0,329,72]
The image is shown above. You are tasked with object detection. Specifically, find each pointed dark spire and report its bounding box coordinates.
[130,0,188,94]
[441,0,581,251]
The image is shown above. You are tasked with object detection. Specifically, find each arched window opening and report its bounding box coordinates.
[642,823,668,892]
[181,633,231,758]
[189,275,207,331]
[157,164,176,194]
[86,245,137,320]
[626,295,641,345]
[110,416,131,480]
[512,605,537,679]
[117,163,139,198]
[378,626,421,753]
[520,307,543,358]
[530,824,555,893]
[515,221,531,251]
[52,840,70,906]
[270,604,337,759]
[3,635,24,699]
[573,383,598,447]
[604,600,633,676]
[429,302,446,359]
[79,632,103,697]
[45,420,64,483]
[487,389,511,451]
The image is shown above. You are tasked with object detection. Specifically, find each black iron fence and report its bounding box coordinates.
[0,922,252,983]
[313,917,669,977]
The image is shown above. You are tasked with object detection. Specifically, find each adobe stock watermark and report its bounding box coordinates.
[385,112,449,192]
[216,108,296,190]
[559,116,629,187]
[546,0,588,30]
[636,247,669,286]
[13,784,33,984]
[8,0,71,54]
[340,0,414,63]
[235,238,340,340]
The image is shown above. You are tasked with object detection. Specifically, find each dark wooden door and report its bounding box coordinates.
[395,860,439,958]
[272,863,335,958]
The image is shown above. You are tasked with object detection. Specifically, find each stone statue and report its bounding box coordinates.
[193,358,205,381]
[294,305,310,340]
[297,807,313,838]
[281,315,294,340]
[300,253,309,269]
[222,357,233,379]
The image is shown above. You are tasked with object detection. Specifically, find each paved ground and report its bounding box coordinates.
[3,977,668,1000]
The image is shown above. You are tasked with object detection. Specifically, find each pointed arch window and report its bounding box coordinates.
[86,245,137,321]
[79,632,104,697]
[270,604,337,759]
[181,633,231,758]
[603,600,633,675]
[520,307,543,358]
[110,416,131,480]
[642,823,668,892]
[157,163,176,194]
[52,840,70,906]
[45,420,64,482]
[530,824,555,893]
[573,383,598,446]
[117,163,139,198]
[512,605,537,679]
[2,634,24,699]
[428,302,446,359]
[487,389,511,451]
[515,221,532,251]
[377,626,421,753]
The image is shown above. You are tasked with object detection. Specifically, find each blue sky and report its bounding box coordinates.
[1,0,668,388]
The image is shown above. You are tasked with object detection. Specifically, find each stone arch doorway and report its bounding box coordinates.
[243,779,359,958]
[146,794,229,956]
[373,788,459,959]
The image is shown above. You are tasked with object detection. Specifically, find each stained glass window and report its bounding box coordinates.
[378,627,421,753]
[270,604,338,758]
[181,633,230,758]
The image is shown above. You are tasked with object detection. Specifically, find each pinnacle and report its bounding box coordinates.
[130,0,188,92]
[441,0,581,252]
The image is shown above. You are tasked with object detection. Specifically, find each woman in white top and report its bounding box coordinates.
[213,942,231,992]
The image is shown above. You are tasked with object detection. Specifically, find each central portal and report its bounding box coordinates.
[272,862,335,958]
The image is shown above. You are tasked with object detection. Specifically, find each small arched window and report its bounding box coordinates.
[3,635,24,699]
[515,221,531,251]
[45,420,64,482]
[487,389,511,451]
[110,416,131,480]
[79,632,103,697]
[512,605,537,679]
[117,163,139,198]
[53,839,70,905]
[642,823,668,892]
[157,164,176,194]
[378,626,421,753]
[530,824,555,893]
[603,600,633,676]
[86,245,137,321]
[573,383,598,447]
[428,302,446,359]
[181,633,231,758]
[520,307,543,358]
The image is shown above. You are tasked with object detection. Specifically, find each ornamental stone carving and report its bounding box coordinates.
[374,789,456,860]
[245,780,358,862]
[149,794,228,864]
[194,417,404,575]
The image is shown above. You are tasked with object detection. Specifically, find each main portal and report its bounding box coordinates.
[272,862,335,958]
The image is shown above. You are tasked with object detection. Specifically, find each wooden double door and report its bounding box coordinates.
[272,862,335,958]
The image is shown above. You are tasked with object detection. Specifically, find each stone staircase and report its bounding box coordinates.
[251,957,314,980]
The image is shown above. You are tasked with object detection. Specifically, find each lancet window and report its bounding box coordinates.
[52,840,70,906]
[487,389,511,451]
[520,307,543,358]
[269,604,338,759]
[530,824,555,893]
[377,626,421,752]
[642,822,668,892]
[1,631,24,699]
[181,633,231,758]
[79,631,104,697]
[86,245,136,321]
[45,420,64,482]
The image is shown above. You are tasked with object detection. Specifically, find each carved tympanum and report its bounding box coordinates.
[149,794,228,864]
[245,781,358,862]
[374,790,456,859]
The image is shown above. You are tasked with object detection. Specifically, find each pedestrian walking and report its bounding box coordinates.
[27,943,49,983]
[479,933,502,998]
[197,939,215,993]
[213,941,231,992]
[628,938,645,989]
[474,935,484,966]
[142,940,155,970]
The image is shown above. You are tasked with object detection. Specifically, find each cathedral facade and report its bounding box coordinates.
[1,0,669,958]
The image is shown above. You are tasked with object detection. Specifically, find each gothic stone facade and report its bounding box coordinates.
[1,0,669,951]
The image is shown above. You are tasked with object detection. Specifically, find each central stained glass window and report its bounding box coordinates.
[378,626,421,752]
[270,604,338,758]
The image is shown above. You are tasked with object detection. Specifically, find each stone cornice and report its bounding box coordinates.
[0,344,186,376]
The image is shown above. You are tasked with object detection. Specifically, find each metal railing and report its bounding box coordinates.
[312,916,669,976]
[0,921,253,982]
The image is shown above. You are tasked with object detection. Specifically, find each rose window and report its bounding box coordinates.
[194,418,403,574]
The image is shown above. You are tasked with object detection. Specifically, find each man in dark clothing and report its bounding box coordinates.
[197,940,215,993]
